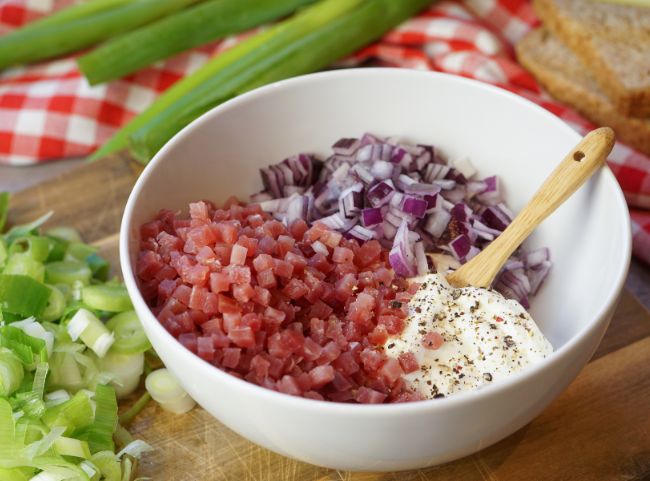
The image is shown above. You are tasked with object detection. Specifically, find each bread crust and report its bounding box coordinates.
[517,28,650,156]
[534,0,650,118]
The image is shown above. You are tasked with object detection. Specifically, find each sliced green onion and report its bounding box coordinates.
[89,451,121,481]
[54,436,92,459]
[67,309,115,358]
[0,348,24,397]
[0,274,50,318]
[0,468,31,481]
[81,285,132,313]
[116,439,152,459]
[0,192,8,233]
[8,236,53,262]
[76,385,118,454]
[45,227,81,244]
[45,261,92,286]
[105,311,150,355]
[4,211,53,245]
[42,390,94,436]
[44,390,71,409]
[99,352,144,399]
[145,368,195,414]
[118,392,151,427]
[10,318,55,356]
[85,254,109,282]
[48,352,84,393]
[41,285,66,324]
[4,254,45,283]
[64,242,97,262]
[0,325,47,366]
[78,0,317,85]
[91,0,364,161]
[0,0,206,70]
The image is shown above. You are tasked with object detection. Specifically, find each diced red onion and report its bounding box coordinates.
[253,133,551,305]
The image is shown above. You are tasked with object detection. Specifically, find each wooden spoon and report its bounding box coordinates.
[446,127,615,289]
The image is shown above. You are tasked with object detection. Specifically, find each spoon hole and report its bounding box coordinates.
[573,151,585,162]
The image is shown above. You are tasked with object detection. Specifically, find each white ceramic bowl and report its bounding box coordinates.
[120,69,631,471]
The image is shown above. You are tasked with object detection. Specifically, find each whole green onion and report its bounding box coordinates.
[128,0,433,162]
[0,0,206,70]
[89,0,365,161]
[78,0,318,85]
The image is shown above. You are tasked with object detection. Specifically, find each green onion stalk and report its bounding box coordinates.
[89,0,367,161]
[0,0,206,70]
[78,0,318,85]
[96,0,433,163]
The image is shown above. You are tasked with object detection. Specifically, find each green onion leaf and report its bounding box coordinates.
[76,384,118,454]
[54,436,92,459]
[45,227,82,244]
[0,274,50,318]
[86,254,110,282]
[42,390,94,436]
[4,211,53,245]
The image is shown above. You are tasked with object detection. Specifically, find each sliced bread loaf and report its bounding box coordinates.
[516,28,650,155]
[534,0,650,118]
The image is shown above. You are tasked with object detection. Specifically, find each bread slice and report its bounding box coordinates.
[534,0,650,118]
[516,28,650,156]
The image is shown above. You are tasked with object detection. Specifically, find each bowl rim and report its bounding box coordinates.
[120,68,632,415]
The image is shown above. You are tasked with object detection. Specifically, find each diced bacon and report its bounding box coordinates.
[233,283,255,303]
[189,201,210,221]
[422,331,444,350]
[257,269,277,289]
[356,387,387,404]
[228,326,256,348]
[182,264,210,286]
[377,315,404,335]
[360,348,385,371]
[282,278,308,300]
[197,336,215,361]
[213,243,232,264]
[398,352,419,373]
[140,220,162,240]
[273,259,294,279]
[277,375,302,396]
[172,285,192,306]
[209,272,230,293]
[379,358,404,386]
[138,200,421,404]
[222,348,241,369]
[289,219,309,240]
[237,236,258,256]
[217,294,239,314]
[136,250,163,281]
[252,253,275,273]
[368,325,389,346]
[250,354,271,378]
[229,244,248,266]
[309,365,335,389]
[178,333,198,353]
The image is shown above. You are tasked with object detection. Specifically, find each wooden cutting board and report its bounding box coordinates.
[8,154,650,481]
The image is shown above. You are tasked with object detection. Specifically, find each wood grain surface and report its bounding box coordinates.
[8,154,650,481]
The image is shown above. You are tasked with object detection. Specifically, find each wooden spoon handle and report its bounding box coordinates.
[447,127,615,289]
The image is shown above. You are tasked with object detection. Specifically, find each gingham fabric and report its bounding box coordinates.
[1,0,648,263]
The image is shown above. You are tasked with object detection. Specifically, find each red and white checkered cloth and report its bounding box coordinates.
[1,0,649,263]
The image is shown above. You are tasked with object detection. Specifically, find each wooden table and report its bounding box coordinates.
[8,154,650,481]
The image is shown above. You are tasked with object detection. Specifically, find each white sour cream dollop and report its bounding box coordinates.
[385,273,553,399]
